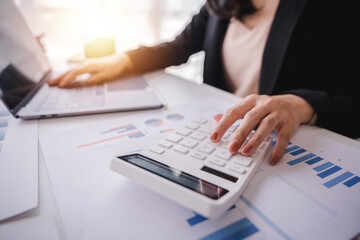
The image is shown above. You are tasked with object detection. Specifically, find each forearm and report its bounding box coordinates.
[282,89,360,138]
[126,6,209,73]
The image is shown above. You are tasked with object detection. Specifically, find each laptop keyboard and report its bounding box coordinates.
[34,85,105,112]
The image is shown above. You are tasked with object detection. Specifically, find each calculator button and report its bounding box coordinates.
[158,140,173,148]
[197,144,215,154]
[190,152,206,160]
[208,158,226,167]
[193,118,208,125]
[180,139,198,149]
[222,132,231,140]
[251,150,259,158]
[234,156,253,167]
[190,132,207,141]
[228,164,246,174]
[176,128,192,136]
[214,149,232,160]
[206,138,221,145]
[246,130,255,140]
[166,134,183,143]
[264,136,272,143]
[228,125,237,133]
[185,122,200,130]
[258,142,265,150]
[149,146,165,154]
[173,145,189,154]
[219,141,230,149]
[199,126,212,134]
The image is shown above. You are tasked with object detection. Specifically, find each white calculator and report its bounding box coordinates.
[111,118,272,218]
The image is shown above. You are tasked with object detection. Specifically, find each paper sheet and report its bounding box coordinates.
[236,126,360,239]
[40,98,360,239]
[41,98,263,240]
[0,103,38,221]
[0,216,61,240]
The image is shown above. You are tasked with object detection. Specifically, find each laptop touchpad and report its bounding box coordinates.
[107,76,148,91]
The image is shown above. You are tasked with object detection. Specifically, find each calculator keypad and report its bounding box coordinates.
[149,119,271,177]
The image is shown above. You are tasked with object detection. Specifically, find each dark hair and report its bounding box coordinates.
[206,0,257,21]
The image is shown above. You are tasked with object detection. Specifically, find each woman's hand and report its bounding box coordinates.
[210,94,314,165]
[48,53,134,88]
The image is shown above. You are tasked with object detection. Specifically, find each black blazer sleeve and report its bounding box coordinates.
[263,0,360,138]
[126,6,209,73]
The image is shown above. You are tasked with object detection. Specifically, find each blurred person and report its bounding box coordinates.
[48,0,359,165]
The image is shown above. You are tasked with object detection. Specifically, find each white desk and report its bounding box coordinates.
[1,71,359,239]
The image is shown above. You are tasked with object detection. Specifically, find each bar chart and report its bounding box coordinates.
[201,217,259,240]
[145,118,164,127]
[274,141,360,189]
[77,123,145,149]
[186,206,260,240]
[240,175,335,240]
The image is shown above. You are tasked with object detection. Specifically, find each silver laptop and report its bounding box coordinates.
[0,0,164,120]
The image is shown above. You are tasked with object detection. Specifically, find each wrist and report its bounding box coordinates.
[289,94,315,124]
[117,53,135,72]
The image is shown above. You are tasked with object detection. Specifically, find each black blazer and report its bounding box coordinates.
[127,0,359,138]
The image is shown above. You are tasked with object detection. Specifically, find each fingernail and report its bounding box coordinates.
[270,156,279,165]
[241,143,253,155]
[229,139,240,153]
[210,131,218,141]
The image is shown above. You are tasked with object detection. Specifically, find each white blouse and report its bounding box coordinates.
[222,0,280,98]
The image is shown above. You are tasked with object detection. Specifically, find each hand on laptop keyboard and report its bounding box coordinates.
[48,53,134,88]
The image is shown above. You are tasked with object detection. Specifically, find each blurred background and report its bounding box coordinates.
[14,0,205,83]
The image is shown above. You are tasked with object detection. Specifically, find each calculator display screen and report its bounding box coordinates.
[118,154,229,200]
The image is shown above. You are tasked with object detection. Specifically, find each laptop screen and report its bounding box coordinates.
[0,0,50,112]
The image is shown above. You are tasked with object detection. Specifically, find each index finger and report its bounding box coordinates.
[48,71,69,86]
[210,100,253,142]
[48,64,91,88]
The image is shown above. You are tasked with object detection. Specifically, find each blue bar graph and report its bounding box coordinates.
[283,141,360,190]
[128,132,145,139]
[313,162,334,172]
[0,118,9,128]
[305,156,323,165]
[317,166,342,178]
[0,129,5,141]
[290,148,306,156]
[287,153,316,166]
[343,176,360,187]
[324,172,353,188]
[201,218,259,240]
[0,109,10,117]
[187,213,208,226]
[187,206,235,227]
[285,145,300,153]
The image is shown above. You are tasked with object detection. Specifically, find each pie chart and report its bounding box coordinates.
[166,113,184,121]
[145,118,164,127]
